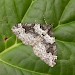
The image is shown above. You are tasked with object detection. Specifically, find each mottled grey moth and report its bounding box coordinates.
[12,23,57,67]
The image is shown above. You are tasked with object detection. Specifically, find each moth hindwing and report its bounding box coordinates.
[12,23,57,67]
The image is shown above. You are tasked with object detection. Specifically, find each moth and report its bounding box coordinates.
[12,23,57,67]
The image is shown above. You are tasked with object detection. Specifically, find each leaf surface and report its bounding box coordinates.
[0,0,75,75]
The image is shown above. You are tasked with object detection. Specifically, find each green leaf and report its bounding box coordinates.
[0,0,75,75]
[59,0,75,24]
[54,21,75,42]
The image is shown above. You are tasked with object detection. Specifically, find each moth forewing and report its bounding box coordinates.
[12,23,57,67]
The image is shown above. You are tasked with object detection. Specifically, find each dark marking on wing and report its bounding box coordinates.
[40,24,53,37]
[46,43,56,55]
[22,24,35,33]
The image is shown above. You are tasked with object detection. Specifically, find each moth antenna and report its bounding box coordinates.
[43,15,47,24]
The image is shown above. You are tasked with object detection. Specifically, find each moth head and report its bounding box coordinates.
[33,24,40,30]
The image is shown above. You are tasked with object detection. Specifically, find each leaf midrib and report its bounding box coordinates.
[0,43,22,56]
